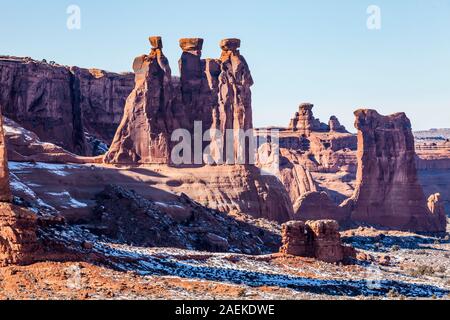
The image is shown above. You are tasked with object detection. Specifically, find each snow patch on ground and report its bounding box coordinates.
[155,202,185,209]
[9,173,55,210]
[3,124,35,142]
[47,191,88,208]
[9,162,83,177]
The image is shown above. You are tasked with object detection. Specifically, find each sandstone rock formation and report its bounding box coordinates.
[105,37,254,165]
[0,202,39,266]
[101,38,294,222]
[280,220,355,263]
[427,193,447,230]
[0,56,134,156]
[343,109,446,232]
[0,110,39,266]
[104,37,175,164]
[288,103,329,135]
[279,158,317,209]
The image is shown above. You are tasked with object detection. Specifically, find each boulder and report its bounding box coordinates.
[280,220,354,263]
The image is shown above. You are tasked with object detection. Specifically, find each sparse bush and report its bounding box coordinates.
[409,265,436,277]
[387,289,400,298]
[391,245,400,252]
[237,289,247,297]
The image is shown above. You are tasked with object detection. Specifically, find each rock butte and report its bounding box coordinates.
[280,220,355,263]
[342,109,446,232]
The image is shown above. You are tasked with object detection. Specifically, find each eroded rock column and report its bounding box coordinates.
[344,109,447,232]
[105,36,175,164]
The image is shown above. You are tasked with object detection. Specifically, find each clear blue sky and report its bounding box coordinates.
[1,0,449,131]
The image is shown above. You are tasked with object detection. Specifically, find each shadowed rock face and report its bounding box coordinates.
[104,37,253,165]
[344,109,446,232]
[0,56,134,156]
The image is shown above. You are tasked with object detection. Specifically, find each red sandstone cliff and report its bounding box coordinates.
[0,56,134,156]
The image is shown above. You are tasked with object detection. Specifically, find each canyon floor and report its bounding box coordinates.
[0,225,449,300]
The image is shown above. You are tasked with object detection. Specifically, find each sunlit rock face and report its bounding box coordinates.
[343,109,447,232]
[104,37,254,165]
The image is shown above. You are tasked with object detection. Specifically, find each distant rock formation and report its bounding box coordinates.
[0,110,39,267]
[92,184,280,254]
[427,193,447,230]
[280,220,355,263]
[0,56,134,156]
[343,109,446,232]
[279,158,317,209]
[328,116,347,133]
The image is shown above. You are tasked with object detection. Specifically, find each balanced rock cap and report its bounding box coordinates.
[149,36,163,49]
[179,38,204,51]
[299,103,314,110]
[220,38,241,51]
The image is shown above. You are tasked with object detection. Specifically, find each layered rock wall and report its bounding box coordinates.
[0,56,134,156]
